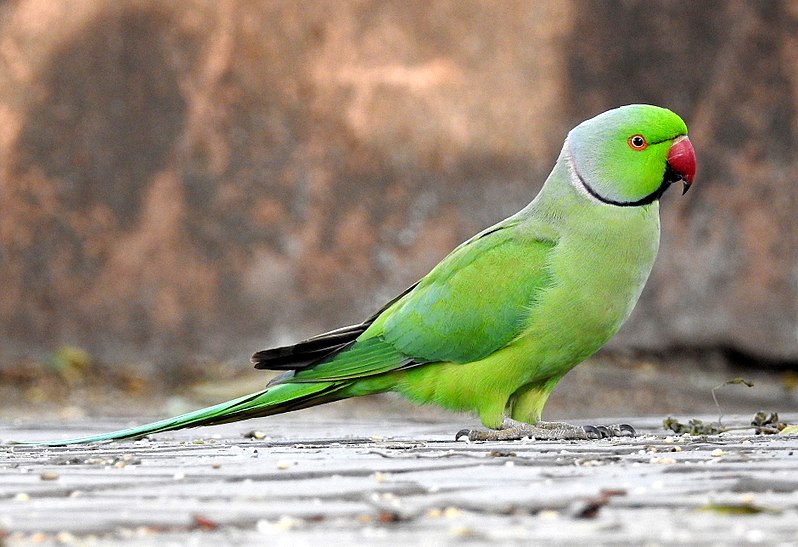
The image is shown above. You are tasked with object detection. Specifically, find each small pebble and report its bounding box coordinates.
[373,471,389,482]
[40,471,59,481]
[30,532,48,543]
[649,457,676,465]
[273,516,299,531]
[56,531,76,544]
[711,449,724,457]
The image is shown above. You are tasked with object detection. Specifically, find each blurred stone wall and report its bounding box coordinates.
[0,0,795,374]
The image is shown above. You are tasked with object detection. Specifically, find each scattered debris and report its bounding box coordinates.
[377,510,404,523]
[751,412,788,435]
[662,417,725,435]
[664,377,762,435]
[700,503,778,515]
[570,489,626,519]
[191,514,219,531]
[664,411,794,436]
[649,456,676,464]
[75,454,141,468]
[489,450,517,458]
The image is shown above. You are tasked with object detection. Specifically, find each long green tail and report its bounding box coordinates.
[14,381,351,446]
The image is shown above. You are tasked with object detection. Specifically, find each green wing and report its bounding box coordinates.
[381,223,556,363]
[285,336,413,382]
[287,219,557,382]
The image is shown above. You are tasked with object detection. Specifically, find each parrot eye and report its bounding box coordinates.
[628,134,647,150]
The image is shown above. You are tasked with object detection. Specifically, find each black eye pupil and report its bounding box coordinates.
[633,136,644,146]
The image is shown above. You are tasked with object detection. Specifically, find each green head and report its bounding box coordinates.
[567,104,696,206]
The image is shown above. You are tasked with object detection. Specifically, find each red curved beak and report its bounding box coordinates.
[667,136,696,195]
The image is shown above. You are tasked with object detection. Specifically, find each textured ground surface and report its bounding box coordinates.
[2,414,798,545]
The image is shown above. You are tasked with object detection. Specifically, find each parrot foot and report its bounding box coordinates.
[455,418,635,442]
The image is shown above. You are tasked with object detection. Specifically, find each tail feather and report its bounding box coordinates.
[14,382,349,446]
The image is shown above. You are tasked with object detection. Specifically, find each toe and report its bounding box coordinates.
[583,425,603,439]
[595,426,612,438]
[455,428,472,441]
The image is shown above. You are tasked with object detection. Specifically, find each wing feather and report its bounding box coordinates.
[256,218,557,384]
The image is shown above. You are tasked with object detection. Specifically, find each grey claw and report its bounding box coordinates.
[455,429,472,441]
[584,424,636,439]
[583,425,602,439]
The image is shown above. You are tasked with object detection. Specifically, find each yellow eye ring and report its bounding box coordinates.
[628,134,647,150]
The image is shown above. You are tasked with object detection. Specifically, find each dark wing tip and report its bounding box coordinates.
[251,325,368,371]
[251,280,420,373]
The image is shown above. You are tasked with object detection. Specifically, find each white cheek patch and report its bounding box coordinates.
[564,136,606,206]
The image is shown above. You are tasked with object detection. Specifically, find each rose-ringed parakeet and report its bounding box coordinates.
[22,104,696,445]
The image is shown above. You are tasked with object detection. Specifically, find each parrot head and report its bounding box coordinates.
[566,104,696,206]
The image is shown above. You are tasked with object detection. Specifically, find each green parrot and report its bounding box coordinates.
[24,104,696,445]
